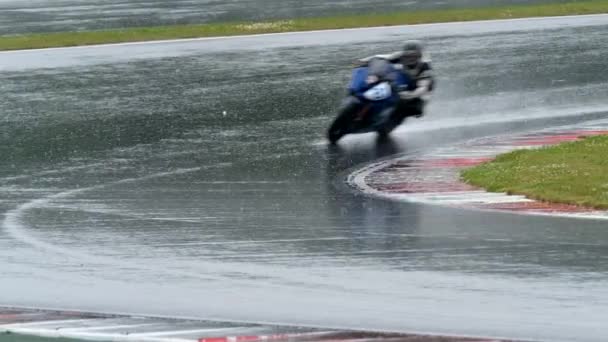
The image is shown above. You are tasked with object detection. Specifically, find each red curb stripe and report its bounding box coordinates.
[199,333,323,342]
[510,134,583,146]
[417,158,493,168]
[573,130,608,136]
[370,182,479,193]
[0,314,18,319]
[199,333,509,342]
[478,201,595,213]
[510,130,608,146]
[0,314,18,323]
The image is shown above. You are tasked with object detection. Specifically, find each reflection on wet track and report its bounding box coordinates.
[1,15,608,342]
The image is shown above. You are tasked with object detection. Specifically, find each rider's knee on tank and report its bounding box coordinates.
[395,98,425,117]
[411,98,426,117]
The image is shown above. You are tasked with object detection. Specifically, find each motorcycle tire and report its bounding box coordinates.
[327,99,361,144]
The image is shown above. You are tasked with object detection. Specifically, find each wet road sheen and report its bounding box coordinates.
[2,16,608,342]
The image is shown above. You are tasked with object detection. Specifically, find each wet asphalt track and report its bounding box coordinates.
[0,0,578,35]
[2,14,608,342]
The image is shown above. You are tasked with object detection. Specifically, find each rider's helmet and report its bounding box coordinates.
[401,40,424,68]
[368,58,393,82]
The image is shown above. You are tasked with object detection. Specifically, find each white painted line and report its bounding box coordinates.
[404,192,532,204]
[402,190,488,197]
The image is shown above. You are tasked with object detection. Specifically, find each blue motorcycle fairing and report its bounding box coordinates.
[346,65,412,132]
[348,66,411,101]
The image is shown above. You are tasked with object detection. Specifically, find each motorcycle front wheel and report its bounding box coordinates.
[327,98,362,144]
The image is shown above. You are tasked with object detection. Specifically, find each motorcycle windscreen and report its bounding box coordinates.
[349,67,370,95]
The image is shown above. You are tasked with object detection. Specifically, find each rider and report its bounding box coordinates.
[357,40,434,118]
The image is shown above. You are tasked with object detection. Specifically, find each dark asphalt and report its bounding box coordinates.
[1,15,608,342]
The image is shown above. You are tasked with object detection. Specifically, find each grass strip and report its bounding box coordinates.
[461,135,608,209]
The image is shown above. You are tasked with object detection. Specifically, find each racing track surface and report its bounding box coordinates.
[2,14,608,342]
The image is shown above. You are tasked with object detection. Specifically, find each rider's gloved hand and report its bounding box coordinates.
[398,91,417,100]
[399,91,426,118]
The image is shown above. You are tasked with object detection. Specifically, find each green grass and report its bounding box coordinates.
[2,0,608,51]
[461,135,608,209]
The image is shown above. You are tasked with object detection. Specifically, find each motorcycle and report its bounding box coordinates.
[327,58,413,144]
